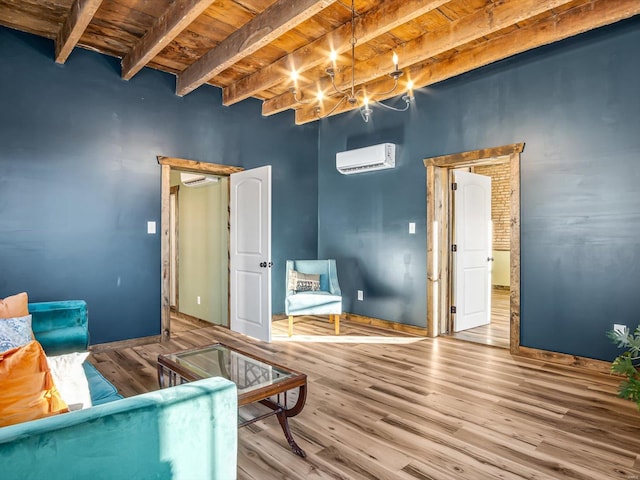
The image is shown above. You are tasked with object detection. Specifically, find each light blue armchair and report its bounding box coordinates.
[285,260,343,336]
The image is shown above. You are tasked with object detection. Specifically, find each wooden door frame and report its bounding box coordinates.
[170,185,180,312]
[423,143,524,355]
[158,156,244,341]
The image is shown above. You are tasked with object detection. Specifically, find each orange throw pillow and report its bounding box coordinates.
[0,292,29,319]
[0,340,68,427]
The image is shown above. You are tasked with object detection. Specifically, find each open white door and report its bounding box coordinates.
[453,170,492,332]
[230,166,272,342]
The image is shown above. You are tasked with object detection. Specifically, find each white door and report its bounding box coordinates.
[230,166,272,342]
[453,170,492,332]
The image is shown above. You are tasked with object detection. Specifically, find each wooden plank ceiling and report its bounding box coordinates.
[1,0,638,124]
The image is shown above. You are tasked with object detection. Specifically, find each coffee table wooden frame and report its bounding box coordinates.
[157,343,308,457]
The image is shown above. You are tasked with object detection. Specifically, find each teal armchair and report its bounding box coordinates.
[285,259,343,336]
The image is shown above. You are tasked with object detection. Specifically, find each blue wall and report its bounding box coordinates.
[3,17,639,361]
[317,17,640,361]
[0,28,318,344]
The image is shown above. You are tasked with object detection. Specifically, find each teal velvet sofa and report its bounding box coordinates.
[0,300,238,479]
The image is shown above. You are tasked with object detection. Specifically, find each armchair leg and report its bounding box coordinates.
[334,314,340,335]
[288,316,293,337]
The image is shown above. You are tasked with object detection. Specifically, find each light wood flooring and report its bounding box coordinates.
[450,288,510,349]
[89,315,640,480]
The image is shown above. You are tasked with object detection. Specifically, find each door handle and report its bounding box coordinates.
[487,257,494,262]
[259,262,266,268]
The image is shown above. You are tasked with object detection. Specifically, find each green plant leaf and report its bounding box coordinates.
[608,324,640,411]
[618,377,640,405]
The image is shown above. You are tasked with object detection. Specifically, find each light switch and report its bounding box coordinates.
[409,222,416,234]
[147,221,156,234]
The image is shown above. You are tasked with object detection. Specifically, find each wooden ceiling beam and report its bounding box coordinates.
[121,0,217,81]
[294,0,640,124]
[264,0,576,116]
[176,0,336,96]
[55,0,104,63]
[222,0,450,106]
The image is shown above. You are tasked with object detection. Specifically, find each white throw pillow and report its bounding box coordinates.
[47,352,92,411]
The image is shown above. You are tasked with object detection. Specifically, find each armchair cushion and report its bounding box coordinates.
[286,291,342,316]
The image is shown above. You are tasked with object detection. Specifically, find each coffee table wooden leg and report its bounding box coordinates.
[275,410,306,458]
[259,385,307,457]
[157,364,165,388]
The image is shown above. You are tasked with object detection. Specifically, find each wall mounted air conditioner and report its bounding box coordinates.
[180,172,219,187]
[336,143,396,175]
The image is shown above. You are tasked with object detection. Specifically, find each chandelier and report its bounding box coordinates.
[290,0,414,123]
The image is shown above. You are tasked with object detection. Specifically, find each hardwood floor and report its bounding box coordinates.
[450,288,510,349]
[89,316,640,480]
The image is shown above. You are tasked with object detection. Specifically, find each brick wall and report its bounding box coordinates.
[474,163,510,251]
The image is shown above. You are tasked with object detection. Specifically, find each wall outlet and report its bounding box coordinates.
[613,323,627,335]
[409,222,416,234]
[357,290,363,301]
[147,221,156,234]
[197,296,201,305]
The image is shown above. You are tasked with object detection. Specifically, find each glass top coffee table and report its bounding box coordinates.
[157,343,307,457]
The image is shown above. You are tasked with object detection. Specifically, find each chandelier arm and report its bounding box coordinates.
[375,96,412,112]
[314,95,349,119]
[366,77,401,98]
[329,74,349,97]
[290,87,316,105]
[351,78,401,105]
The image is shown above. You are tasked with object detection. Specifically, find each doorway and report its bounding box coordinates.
[423,143,524,355]
[158,156,244,341]
[450,165,509,348]
[169,171,229,333]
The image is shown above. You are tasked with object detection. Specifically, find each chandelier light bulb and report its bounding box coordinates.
[392,52,399,70]
[329,50,338,64]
